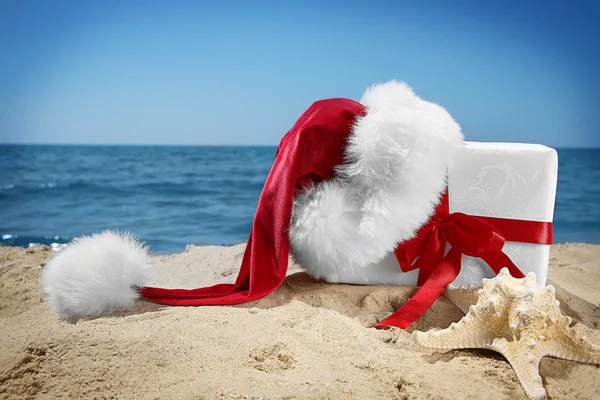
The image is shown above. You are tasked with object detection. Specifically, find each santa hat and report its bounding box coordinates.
[41,81,464,321]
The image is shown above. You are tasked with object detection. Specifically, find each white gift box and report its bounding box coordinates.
[329,141,558,288]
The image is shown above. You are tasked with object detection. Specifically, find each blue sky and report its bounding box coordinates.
[0,0,598,147]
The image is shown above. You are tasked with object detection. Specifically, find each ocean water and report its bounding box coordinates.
[1,145,599,254]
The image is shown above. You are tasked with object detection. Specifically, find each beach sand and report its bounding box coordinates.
[1,243,599,399]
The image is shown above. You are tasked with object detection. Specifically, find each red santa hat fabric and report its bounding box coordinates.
[41,81,464,320]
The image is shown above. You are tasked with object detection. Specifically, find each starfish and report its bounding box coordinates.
[412,268,600,400]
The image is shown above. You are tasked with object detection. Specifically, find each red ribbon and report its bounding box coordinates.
[372,191,553,329]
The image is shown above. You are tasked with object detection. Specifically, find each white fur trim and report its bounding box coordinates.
[290,81,464,281]
[41,231,153,318]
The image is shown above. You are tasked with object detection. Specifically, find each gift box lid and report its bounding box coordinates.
[449,141,558,223]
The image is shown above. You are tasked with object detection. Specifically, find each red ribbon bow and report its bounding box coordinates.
[372,191,553,329]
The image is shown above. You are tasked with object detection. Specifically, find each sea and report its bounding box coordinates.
[1,145,599,254]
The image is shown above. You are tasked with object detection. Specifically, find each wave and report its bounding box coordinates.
[1,234,71,250]
[1,232,239,255]
[0,179,265,194]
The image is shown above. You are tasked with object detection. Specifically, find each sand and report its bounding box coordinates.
[1,243,599,400]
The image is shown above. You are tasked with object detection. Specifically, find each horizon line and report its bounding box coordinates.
[1,142,599,150]
[0,142,279,147]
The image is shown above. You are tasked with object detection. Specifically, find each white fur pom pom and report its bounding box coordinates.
[41,231,154,318]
